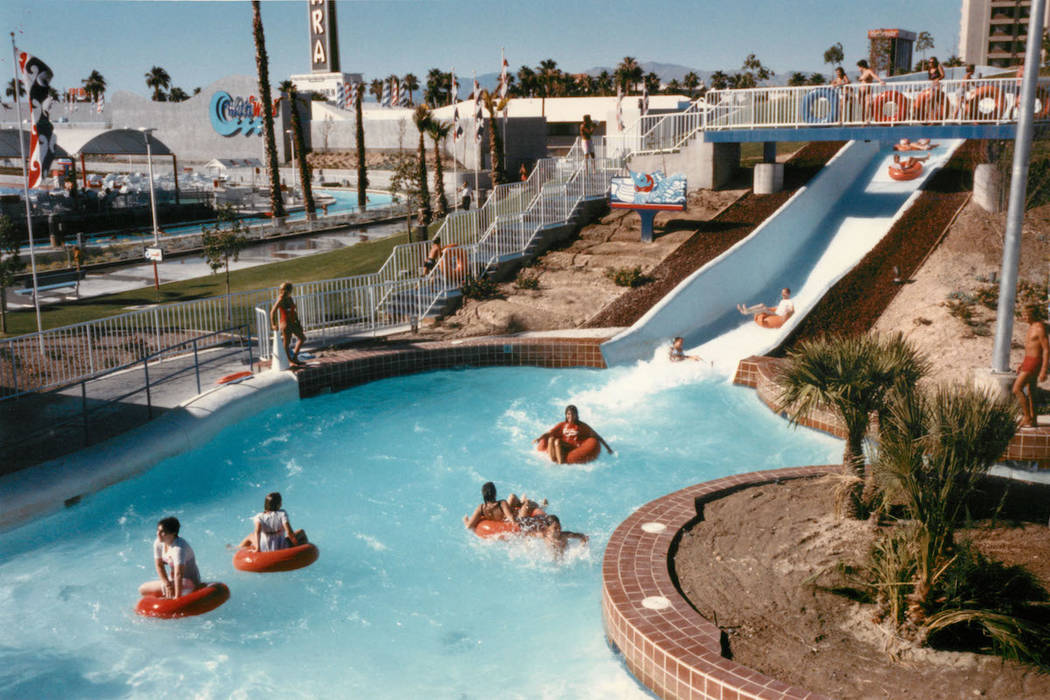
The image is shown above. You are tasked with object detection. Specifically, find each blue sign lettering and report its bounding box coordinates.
[209,91,266,137]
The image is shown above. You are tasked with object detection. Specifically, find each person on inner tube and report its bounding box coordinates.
[534,405,613,464]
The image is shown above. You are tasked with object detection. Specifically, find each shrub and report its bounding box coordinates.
[605,266,652,288]
[514,271,540,290]
[460,275,501,301]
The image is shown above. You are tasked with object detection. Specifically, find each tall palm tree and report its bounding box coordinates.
[643,72,661,94]
[683,71,700,97]
[403,73,419,105]
[354,84,368,211]
[709,71,729,90]
[424,68,450,107]
[596,70,613,96]
[537,59,559,116]
[427,118,451,218]
[515,65,537,97]
[279,80,316,217]
[250,0,285,218]
[144,66,171,101]
[615,56,643,94]
[82,70,106,102]
[369,78,384,104]
[412,105,433,227]
[480,89,509,186]
[776,333,927,518]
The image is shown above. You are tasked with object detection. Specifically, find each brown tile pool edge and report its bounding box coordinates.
[295,336,608,398]
[601,465,837,700]
[734,355,1050,469]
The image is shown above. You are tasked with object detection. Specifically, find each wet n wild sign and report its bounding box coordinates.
[308,0,341,73]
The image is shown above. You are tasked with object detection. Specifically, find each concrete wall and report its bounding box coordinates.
[601,140,877,366]
[627,140,740,190]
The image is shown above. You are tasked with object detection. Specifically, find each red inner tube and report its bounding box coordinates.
[135,582,230,619]
[871,91,908,122]
[233,543,319,573]
[216,371,252,385]
[912,90,948,121]
[888,161,924,181]
[536,436,601,464]
[969,85,1005,119]
[474,509,545,539]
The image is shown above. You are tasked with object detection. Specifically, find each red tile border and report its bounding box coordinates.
[734,355,1050,468]
[601,466,838,700]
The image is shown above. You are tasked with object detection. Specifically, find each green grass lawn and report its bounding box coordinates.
[740,141,807,168]
[1,230,412,337]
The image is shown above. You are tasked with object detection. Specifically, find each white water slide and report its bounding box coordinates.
[600,139,963,369]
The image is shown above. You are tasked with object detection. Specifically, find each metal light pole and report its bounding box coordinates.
[991,0,1047,375]
[141,127,161,290]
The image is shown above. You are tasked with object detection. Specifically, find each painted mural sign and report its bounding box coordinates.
[308,0,340,73]
[209,91,280,137]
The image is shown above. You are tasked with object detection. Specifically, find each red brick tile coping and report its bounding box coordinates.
[734,355,1050,469]
[295,336,608,398]
[601,465,836,700]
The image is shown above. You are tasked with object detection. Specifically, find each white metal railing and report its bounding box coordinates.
[603,100,708,157]
[703,76,1049,130]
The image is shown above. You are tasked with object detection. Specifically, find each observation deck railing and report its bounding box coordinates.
[603,100,708,157]
[703,76,1050,131]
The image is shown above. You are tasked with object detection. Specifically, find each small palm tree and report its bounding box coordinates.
[412,105,433,227]
[82,70,106,102]
[369,79,384,104]
[427,118,451,217]
[776,333,927,518]
[279,80,316,217]
[250,0,285,218]
[479,89,510,186]
[683,71,700,97]
[168,86,189,102]
[354,84,368,211]
[537,59,559,116]
[403,73,419,105]
[615,56,643,94]
[144,66,171,101]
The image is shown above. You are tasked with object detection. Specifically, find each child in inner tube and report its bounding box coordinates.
[238,492,308,552]
[534,404,614,464]
[139,517,201,599]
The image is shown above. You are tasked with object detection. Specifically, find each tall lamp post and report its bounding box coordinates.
[141,127,162,290]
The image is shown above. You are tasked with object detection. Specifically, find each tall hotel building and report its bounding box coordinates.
[960,0,1050,68]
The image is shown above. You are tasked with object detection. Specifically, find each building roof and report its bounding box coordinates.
[0,128,70,159]
[59,128,173,156]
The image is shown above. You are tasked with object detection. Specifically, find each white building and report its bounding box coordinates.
[290,71,363,101]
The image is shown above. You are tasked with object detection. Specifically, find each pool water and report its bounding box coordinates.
[0,360,840,697]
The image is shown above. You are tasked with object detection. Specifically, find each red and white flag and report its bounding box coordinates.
[17,49,53,114]
[27,114,55,189]
[16,48,57,188]
[473,73,483,144]
[499,49,509,117]
[641,81,649,116]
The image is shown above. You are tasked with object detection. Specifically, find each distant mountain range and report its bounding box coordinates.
[466,60,828,91]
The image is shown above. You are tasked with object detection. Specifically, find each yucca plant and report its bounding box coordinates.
[427,118,451,218]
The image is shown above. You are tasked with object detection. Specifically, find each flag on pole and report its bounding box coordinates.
[27,114,55,189]
[641,81,649,116]
[17,50,53,114]
[616,84,624,130]
[450,68,458,104]
[499,49,509,117]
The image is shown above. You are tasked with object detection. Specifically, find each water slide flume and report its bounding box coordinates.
[600,139,963,370]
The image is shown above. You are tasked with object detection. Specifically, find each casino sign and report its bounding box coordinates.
[209,91,281,137]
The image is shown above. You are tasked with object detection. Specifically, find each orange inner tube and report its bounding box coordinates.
[912,90,948,121]
[135,582,230,619]
[440,245,468,275]
[216,371,253,385]
[536,436,601,464]
[755,313,787,329]
[888,161,924,181]
[233,543,320,573]
[871,91,908,122]
[474,509,545,539]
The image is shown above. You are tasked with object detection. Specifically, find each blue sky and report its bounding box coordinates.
[2,0,962,96]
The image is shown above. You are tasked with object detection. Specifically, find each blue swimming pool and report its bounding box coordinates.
[0,361,840,697]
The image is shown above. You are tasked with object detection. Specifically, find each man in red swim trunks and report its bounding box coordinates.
[1013,305,1049,428]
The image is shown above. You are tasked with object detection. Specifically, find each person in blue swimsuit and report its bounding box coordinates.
[669,336,702,363]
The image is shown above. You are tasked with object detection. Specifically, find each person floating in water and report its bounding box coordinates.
[270,281,307,366]
[517,513,588,556]
[669,336,703,363]
[238,491,308,551]
[737,287,795,329]
[1014,304,1048,429]
[463,481,547,530]
[139,517,201,599]
[889,153,929,174]
[534,404,613,464]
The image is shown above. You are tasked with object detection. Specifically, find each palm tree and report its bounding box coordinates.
[665,78,682,94]
[82,70,106,102]
[168,86,189,102]
[5,79,25,100]
[424,68,450,106]
[369,78,384,104]
[427,118,451,218]
[709,70,729,90]
[615,56,643,94]
[480,89,509,186]
[808,72,827,85]
[596,70,613,96]
[250,0,285,218]
[412,105,433,227]
[515,65,537,97]
[537,59,559,116]
[776,333,927,518]
[683,71,700,97]
[279,80,316,217]
[403,73,419,105]
[354,84,368,211]
[788,72,808,86]
[643,72,661,94]
[144,66,171,101]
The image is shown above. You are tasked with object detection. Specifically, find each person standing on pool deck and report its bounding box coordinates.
[737,288,795,329]
[271,281,306,366]
[458,182,471,211]
[238,491,308,551]
[139,517,200,599]
[1014,304,1048,429]
[535,404,613,464]
[580,115,596,169]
